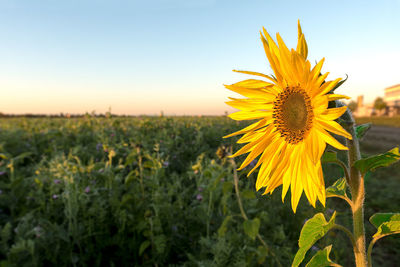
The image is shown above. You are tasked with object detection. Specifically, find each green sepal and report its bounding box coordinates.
[332,74,348,91]
[354,147,400,175]
[355,123,371,140]
[326,178,347,198]
[305,245,341,267]
[370,213,400,238]
[292,212,336,267]
[243,218,260,240]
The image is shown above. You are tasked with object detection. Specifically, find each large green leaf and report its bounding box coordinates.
[326,178,347,198]
[243,218,260,240]
[355,123,371,140]
[354,147,400,175]
[370,213,400,238]
[292,212,336,267]
[306,245,340,267]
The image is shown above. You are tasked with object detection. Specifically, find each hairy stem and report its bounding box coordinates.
[341,108,367,267]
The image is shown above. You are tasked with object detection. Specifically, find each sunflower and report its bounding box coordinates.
[224,21,352,212]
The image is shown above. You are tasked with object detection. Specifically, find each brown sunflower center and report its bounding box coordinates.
[273,86,313,144]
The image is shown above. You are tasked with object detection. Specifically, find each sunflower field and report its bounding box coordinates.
[0,116,399,266]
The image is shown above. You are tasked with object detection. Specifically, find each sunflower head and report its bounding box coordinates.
[224,21,352,212]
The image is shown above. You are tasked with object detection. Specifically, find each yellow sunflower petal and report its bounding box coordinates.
[318,106,348,121]
[226,98,275,111]
[249,134,284,178]
[296,20,308,59]
[238,134,277,170]
[237,129,267,144]
[312,95,329,115]
[223,118,269,138]
[314,124,349,150]
[326,94,351,101]
[315,78,342,97]
[306,128,326,165]
[253,138,286,189]
[315,118,352,140]
[290,144,304,213]
[224,21,350,213]
[233,69,276,83]
[309,58,325,82]
[228,110,273,121]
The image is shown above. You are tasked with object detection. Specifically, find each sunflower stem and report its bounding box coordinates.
[341,108,367,267]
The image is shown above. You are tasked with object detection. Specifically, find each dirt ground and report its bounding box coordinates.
[359,125,400,154]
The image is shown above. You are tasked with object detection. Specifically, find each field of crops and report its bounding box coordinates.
[0,116,399,266]
[356,116,400,128]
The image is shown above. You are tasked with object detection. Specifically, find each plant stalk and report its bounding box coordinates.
[342,107,367,267]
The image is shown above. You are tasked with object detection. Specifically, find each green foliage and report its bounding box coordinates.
[292,212,336,267]
[354,147,400,175]
[370,213,400,238]
[0,116,399,266]
[355,123,371,140]
[326,178,347,198]
[374,97,387,111]
[243,218,260,240]
[305,245,338,267]
[0,116,300,266]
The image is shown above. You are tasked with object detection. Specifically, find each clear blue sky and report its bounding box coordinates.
[1,0,399,115]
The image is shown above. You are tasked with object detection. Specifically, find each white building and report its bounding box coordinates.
[384,84,400,116]
[353,95,373,117]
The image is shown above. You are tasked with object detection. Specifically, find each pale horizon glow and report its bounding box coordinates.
[1,0,399,115]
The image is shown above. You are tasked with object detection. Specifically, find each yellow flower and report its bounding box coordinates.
[224,21,352,212]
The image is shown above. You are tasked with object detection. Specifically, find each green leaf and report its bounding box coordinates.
[218,215,232,237]
[355,123,371,140]
[243,218,260,240]
[369,213,398,229]
[124,170,137,185]
[306,245,339,267]
[326,178,347,198]
[241,189,256,199]
[292,212,336,267]
[124,151,137,166]
[139,240,151,256]
[370,213,400,238]
[354,147,400,175]
[321,151,337,163]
